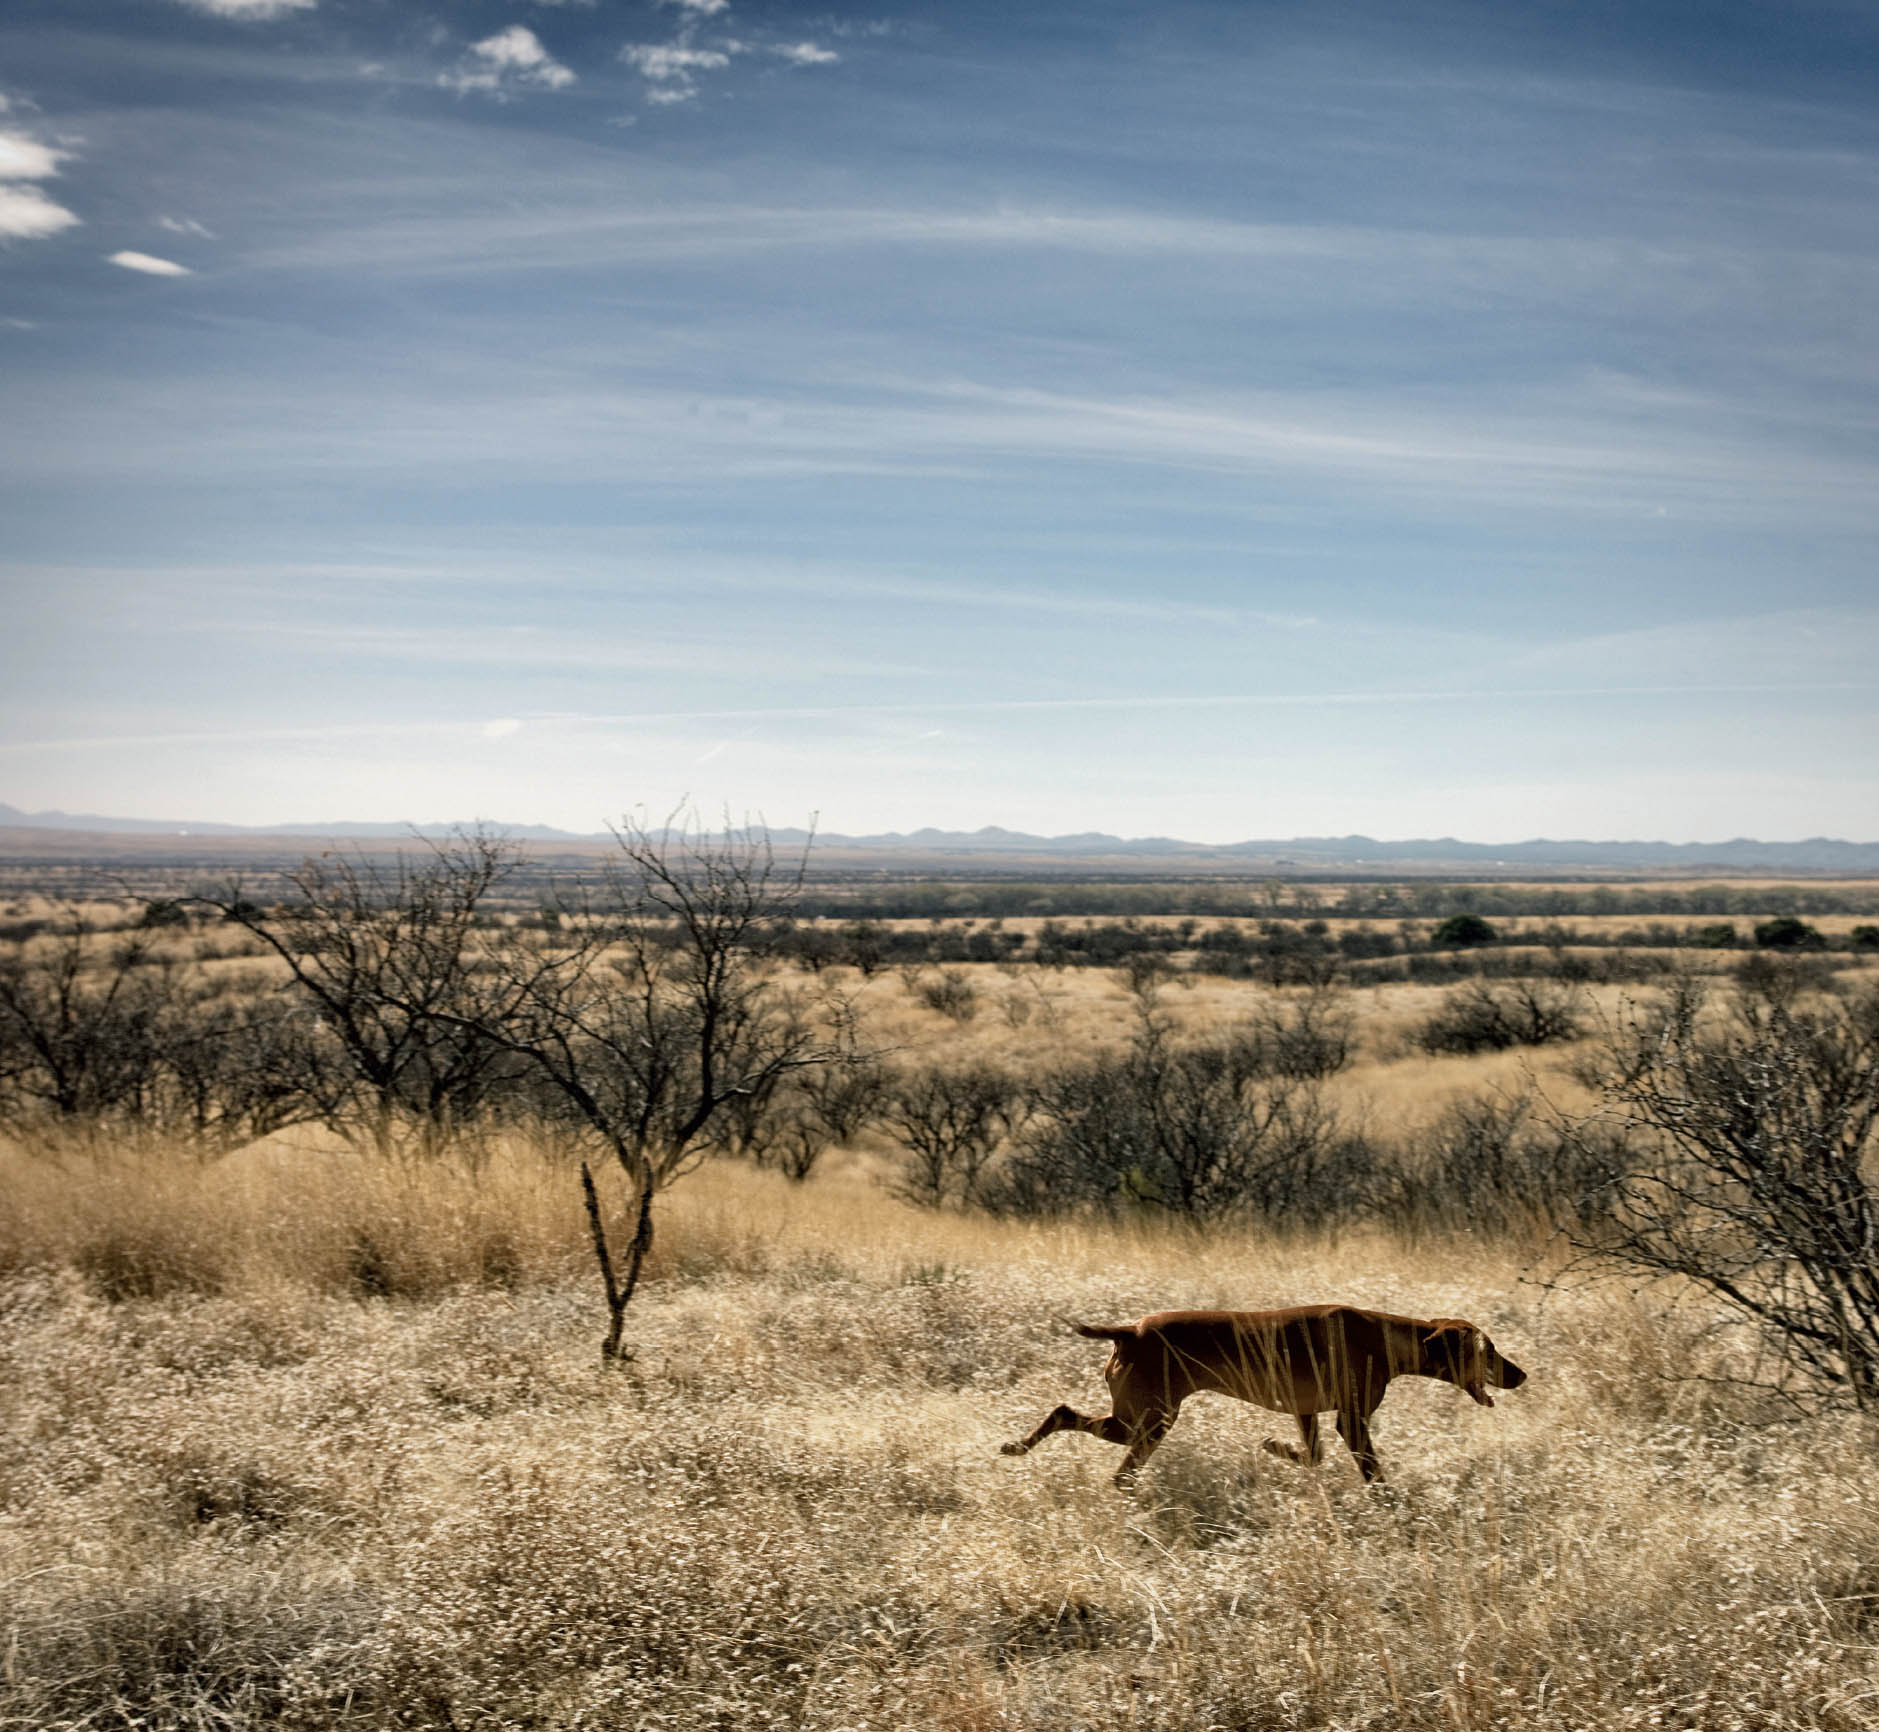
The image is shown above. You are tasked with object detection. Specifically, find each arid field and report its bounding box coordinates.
[5,914,1879,1731]
[0,852,1871,1728]
[5,1151,1878,1731]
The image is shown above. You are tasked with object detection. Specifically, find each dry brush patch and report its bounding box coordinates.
[3,1160,1879,1730]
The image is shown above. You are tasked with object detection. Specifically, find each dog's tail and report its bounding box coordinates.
[1074,1323,1137,1340]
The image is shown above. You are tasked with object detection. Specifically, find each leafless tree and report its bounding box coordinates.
[143,971,330,1158]
[0,908,329,1158]
[198,830,525,1159]
[450,815,858,1359]
[0,915,166,1137]
[730,1050,889,1185]
[797,1053,888,1146]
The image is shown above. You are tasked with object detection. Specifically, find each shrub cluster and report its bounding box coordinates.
[1414,980,1587,1055]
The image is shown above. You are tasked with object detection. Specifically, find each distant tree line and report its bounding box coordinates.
[761,911,1877,987]
[780,879,1879,923]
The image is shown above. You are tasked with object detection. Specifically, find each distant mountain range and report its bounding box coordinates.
[3,803,1877,872]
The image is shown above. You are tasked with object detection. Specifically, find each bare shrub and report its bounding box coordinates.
[763,1107,837,1184]
[1573,978,1879,1406]
[917,966,979,1022]
[1241,982,1357,1079]
[796,1056,888,1147]
[143,980,329,1158]
[1415,977,1586,1055]
[0,918,323,1159]
[1385,1086,1625,1241]
[1120,952,1173,1000]
[990,1010,1366,1227]
[1734,948,1841,1001]
[722,1080,866,1186]
[708,1011,884,1185]
[0,918,169,1136]
[880,1061,1025,1208]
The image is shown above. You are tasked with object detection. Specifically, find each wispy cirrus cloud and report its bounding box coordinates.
[442,26,576,97]
[771,42,839,67]
[620,42,731,103]
[108,250,191,275]
[621,0,837,104]
[175,0,316,18]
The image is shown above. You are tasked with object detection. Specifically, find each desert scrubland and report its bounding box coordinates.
[4,850,1879,1730]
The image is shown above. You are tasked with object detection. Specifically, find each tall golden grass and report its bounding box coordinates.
[5,1118,1879,1730]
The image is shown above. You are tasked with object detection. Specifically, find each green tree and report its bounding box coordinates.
[1430,913,1497,949]
[1755,915,1825,951]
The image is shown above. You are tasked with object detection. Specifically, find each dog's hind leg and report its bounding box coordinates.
[1261,1412,1323,1467]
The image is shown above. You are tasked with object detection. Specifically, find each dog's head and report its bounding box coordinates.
[1421,1319,1527,1407]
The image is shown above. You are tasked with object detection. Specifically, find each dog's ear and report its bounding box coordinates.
[1422,1318,1485,1345]
[1422,1322,1494,1406]
[1420,1319,1475,1348]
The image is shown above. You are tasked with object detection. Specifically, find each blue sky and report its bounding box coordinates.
[2,0,1875,841]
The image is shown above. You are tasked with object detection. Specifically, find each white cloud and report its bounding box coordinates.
[0,183,78,240]
[109,250,191,276]
[661,0,730,14]
[157,216,214,238]
[0,119,80,242]
[622,44,731,81]
[0,131,65,179]
[443,25,576,95]
[176,0,317,17]
[621,40,736,103]
[482,718,524,739]
[474,25,571,77]
[620,21,834,101]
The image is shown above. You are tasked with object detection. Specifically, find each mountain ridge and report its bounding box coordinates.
[3,804,1876,871]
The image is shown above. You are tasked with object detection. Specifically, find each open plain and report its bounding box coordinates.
[4,881,1879,1730]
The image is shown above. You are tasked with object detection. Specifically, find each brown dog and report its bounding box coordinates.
[1002,1305,1526,1486]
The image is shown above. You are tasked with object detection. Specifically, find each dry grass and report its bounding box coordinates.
[5,1135,1879,1731]
[0,962,1866,1728]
